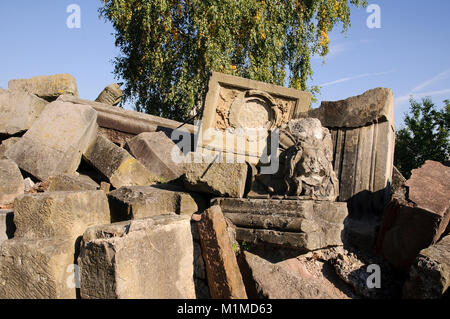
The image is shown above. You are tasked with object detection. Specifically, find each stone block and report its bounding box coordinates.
[108,185,206,222]
[5,101,98,181]
[184,162,248,198]
[47,173,99,192]
[0,137,20,160]
[8,74,78,101]
[0,159,24,205]
[13,190,110,241]
[78,215,196,299]
[126,131,185,182]
[0,237,77,299]
[0,89,48,135]
[83,135,160,188]
[197,206,247,299]
[216,198,347,251]
[95,83,123,106]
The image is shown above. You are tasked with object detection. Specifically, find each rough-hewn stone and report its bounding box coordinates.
[0,137,20,160]
[78,215,196,299]
[47,173,99,192]
[13,190,110,241]
[5,101,98,181]
[126,132,185,182]
[0,237,77,299]
[8,74,78,101]
[184,162,248,198]
[216,198,347,251]
[108,185,206,222]
[0,89,48,135]
[95,83,123,106]
[376,160,450,269]
[197,206,247,299]
[0,159,24,205]
[83,135,160,188]
[403,234,450,299]
[0,210,15,243]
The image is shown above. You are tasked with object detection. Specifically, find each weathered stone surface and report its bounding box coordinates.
[126,132,185,182]
[0,237,76,299]
[301,87,394,128]
[391,166,406,195]
[6,101,98,181]
[197,206,247,299]
[8,74,78,101]
[0,210,15,243]
[108,185,206,222]
[83,135,160,188]
[216,198,347,251]
[0,137,20,159]
[238,251,335,299]
[0,159,24,205]
[403,234,450,299]
[95,83,123,106]
[13,190,110,241]
[0,90,48,135]
[376,160,450,269]
[47,173,99,192]
[184,162,248,198]
[78,215,196,299]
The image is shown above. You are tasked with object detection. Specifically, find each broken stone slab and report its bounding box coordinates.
[126,131,185,182]
[403,234,450,299]
[376,160,450,269]
[184,162,248,198]
[47,173,99,192]
[83,135,160,188]
[6,101,98,181]
[238,251,335,299]
[0,237,77,299]
[13,190,110,241]
[197,206,247,299]
[78,214,196,299]
[215,198,347,251]
[0,89,48,135]
[0,210,15,243]
[0,159,24,205]
[0,137,20,160]
[95,83,123,106]
[108,185,206,222]
[8,74,78,101]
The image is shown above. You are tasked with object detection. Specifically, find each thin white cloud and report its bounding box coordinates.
[320,70,394,87]
[410,69,450,93]
[313,42,350,60]
[397,88,450,103]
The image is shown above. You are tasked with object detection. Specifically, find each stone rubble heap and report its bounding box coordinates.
[0,73,448,299]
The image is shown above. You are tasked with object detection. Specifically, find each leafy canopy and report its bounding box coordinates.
[100,0,366,121]
[394,98,450,178]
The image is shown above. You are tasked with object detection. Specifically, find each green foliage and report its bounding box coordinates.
[100,0,366,122]
[394,98,450,178]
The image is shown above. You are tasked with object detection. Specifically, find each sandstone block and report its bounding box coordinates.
[0,89,48,135]
[8,74,78,101]
[184,162,248,198]
[13,190,110,241]
[216,198,347,251]
[6,101,98,181]
[0,137,20,160]
[83,135,159,188]
[108,185,206,222]
[376,160,450,269]
[126,131,185,182]
[78,215,196,299]
[95,83,123,106]
[403,234,450,299]
[0,237,77,299]
[47,173,99,192]
[0,159,24,205]
[197,206,247,299]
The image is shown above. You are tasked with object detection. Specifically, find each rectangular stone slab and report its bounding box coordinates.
[5,101,98,181]
[78,215,196,299]
[13,190,111,241]
[0,159,24,205]
[0,237,77,299]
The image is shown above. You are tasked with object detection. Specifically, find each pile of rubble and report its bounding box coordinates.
[0,73,448,299]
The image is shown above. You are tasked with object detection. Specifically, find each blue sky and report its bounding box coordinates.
[1,1,449,129]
